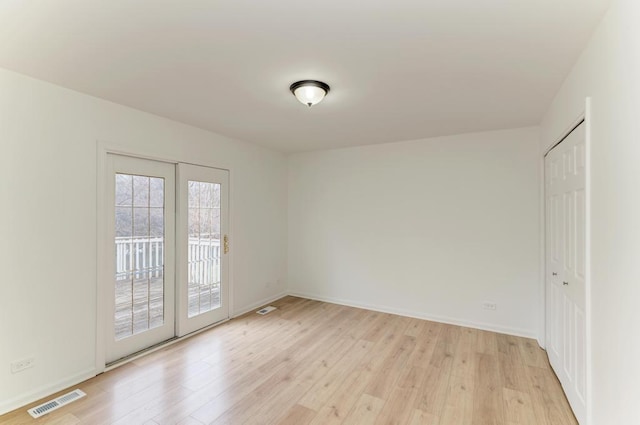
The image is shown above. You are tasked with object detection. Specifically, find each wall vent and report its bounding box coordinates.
[256,306,277,315]
[28,389,86,418]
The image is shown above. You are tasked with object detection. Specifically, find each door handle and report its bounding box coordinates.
[223,235,229,254]
[552,272,558,276]
[563,281,569,286]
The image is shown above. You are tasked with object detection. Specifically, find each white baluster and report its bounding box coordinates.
[142,239,147,278]
[136,240,141,279]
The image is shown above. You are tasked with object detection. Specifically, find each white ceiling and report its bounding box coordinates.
[0,0,611,153]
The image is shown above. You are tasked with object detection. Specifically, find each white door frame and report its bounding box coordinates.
[541,98,592,424]
[96,141,234,373]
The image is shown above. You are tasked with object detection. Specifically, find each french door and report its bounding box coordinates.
[176,164,229,336]
[105,155,176,363]
[104,154,229,364]
[545,122,587,424]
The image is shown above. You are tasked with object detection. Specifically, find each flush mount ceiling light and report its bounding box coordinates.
[289,80,330,107]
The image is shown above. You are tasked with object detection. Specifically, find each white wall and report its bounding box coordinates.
[0,68,287,414]
[288,127,541,337]
[540,0,640,423]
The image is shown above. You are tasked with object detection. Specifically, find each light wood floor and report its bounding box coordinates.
[0,296,577,425]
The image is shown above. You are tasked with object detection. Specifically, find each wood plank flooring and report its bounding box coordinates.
[0,297,577,425]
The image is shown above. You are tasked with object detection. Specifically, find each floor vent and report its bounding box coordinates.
[28,389,86,418]
[257,306,277,315]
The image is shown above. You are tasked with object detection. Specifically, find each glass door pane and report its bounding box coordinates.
[187,181,222,317]
[114,174,166,339]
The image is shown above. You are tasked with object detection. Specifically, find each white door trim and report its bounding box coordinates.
[584,98,592,425]
[96,140,235,373]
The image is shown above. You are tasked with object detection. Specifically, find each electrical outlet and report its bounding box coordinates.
[482,302,497,311]
[11,357,35,374]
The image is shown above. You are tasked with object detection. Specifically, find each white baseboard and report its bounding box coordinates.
[232,291,288,318]
[1,290,536,416]
[0,367,96,416]
[288,291,538,340]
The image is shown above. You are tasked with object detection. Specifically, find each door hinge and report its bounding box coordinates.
[224,235,229,254]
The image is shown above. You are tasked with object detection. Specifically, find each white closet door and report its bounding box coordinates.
[545,122,587,424]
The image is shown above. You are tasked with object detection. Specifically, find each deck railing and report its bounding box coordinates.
[187,238,221,287]
[115,237,221,285]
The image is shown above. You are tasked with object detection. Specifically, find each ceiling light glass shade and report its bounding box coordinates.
[290,80,330,107]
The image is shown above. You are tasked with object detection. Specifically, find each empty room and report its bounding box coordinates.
[1,0,639,424]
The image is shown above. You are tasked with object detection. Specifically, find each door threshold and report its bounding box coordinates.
[105,318,230,372]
